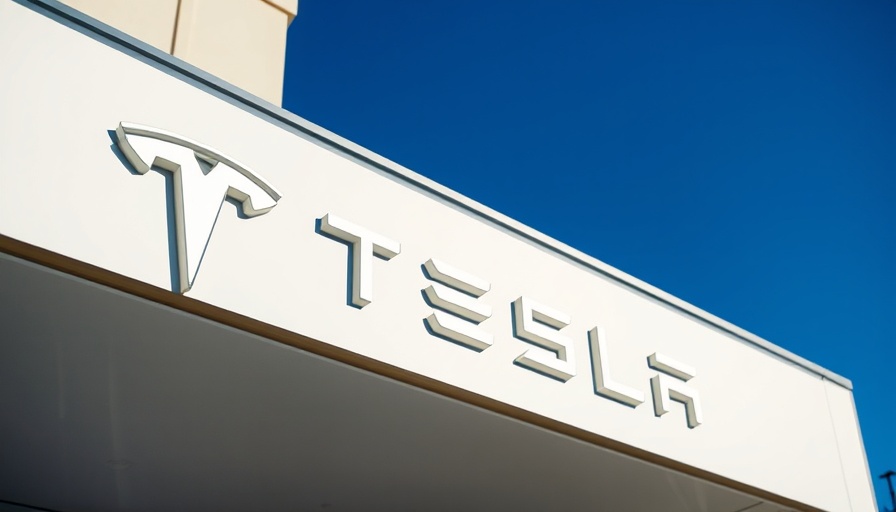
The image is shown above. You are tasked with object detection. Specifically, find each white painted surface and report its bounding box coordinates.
[823,379,879,512]
[0,254,778,512]
[0,2,875,510]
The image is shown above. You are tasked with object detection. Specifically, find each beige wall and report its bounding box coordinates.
[62,0,180,52]
[60,0,297,105]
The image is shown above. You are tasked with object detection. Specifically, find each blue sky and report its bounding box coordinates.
[282,1,895,506]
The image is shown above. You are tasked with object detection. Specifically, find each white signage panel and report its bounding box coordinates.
[0,3,875,511]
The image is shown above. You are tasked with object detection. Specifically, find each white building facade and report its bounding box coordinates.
[0,1,878,510]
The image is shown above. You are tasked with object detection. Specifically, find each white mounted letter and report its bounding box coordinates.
[512,297,576,381]
[115,122,282,293]
[648,352,703,428]
[318,214,400,307]
[422,258,493,351]
[587,327,645,407]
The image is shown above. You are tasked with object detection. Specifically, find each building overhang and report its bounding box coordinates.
[0,1,877,511]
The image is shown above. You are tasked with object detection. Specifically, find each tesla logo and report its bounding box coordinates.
[115,122,282,293]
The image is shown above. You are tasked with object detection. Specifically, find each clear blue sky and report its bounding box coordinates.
[283,1,895,506]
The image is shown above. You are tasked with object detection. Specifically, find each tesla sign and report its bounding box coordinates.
[116,122,703,429]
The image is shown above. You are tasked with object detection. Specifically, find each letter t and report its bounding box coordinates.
[319,213,401,307]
